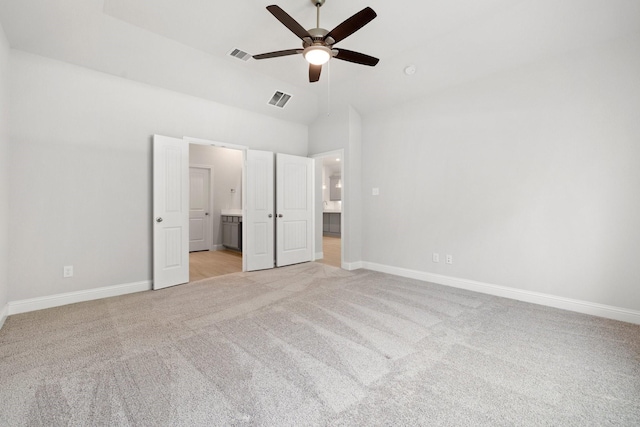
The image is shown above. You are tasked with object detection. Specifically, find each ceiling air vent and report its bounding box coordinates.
[228,48,251,61]
[268,91,292,108]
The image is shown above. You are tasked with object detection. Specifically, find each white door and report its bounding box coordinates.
[153,135,189,290]
[276,153,314,267]
[245,150,275,271]
[189,167,212,252]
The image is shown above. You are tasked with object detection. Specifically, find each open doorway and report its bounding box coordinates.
[316,152,343,268]
[188,143,243,281]
[154,135,316,289]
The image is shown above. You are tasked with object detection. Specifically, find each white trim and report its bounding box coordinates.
[362,262,640,325]
[315,251,324,260]
[0,303,8,330]
[7,281,152,316]
[184,136,248,151]
[343,261,363,271]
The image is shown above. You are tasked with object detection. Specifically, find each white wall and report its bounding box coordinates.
[309,105,362,267]
[362,34,640,312]
[8,50,307,302]
[346,107,363,266]
[0,23,9,323]
[189,144,243,248]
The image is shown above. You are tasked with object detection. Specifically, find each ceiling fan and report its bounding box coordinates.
[253,0,379,83]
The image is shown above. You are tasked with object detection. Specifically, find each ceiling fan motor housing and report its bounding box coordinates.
[303,28,334,48]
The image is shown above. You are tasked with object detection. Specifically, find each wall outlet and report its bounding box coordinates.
[372,187,379,196]
[63,265,74,278]
[432,253,440,263]
[446,255,453,265]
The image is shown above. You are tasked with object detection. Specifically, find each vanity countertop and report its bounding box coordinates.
[221,209,243,216]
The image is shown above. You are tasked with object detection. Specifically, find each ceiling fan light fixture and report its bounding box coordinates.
[303,45,331,65]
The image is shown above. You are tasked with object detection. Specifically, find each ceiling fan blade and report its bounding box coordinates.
[334,49,379,66]
[309,64,322,83]
[253,49,301,60]
[266,5,311,40]
[325,7,377,44]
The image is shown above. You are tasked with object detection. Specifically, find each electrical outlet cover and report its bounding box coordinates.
[63,266,74,277]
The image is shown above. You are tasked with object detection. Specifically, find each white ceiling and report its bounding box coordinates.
[1,0,638,124]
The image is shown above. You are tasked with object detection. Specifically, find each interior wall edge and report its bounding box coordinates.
[362,262,640,325]
[6,280,152,316]
[0,303,7,331]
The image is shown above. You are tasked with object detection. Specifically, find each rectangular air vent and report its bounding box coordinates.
[228,48,251,61]
[268,91,292,109]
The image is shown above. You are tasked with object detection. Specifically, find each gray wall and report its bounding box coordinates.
[8,50,307,302]
[189,144,243,248]
[361,34,640,311]
[0,23,9,321]
[309,105,362,268]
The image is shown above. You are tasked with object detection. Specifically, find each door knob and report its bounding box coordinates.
[278,214,283,218]
[268,214,273,218]
[156,217,163,223]
[205,212,209,216]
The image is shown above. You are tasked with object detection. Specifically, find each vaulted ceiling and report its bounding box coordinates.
[1,0,638,124]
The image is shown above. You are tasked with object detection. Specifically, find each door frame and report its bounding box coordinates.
[311,149,345,269]
[188,164,214,252]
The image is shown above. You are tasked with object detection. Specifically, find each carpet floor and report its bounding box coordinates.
[1,263,639,426]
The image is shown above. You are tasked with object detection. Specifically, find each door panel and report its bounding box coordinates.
[276,153,313,267]
[189,167,211,252]
[245,150,275,271]
[153,135,189,290]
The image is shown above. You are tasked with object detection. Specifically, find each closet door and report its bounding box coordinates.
[152,135,189,290]
[276,153,314,267]
[245,150,275,271]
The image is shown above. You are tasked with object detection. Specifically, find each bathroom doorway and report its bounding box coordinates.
[188,143,243,281]
[314,151,344,268]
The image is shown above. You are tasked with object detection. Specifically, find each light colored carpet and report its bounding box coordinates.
[1,263,639,426]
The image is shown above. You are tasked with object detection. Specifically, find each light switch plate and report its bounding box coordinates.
[372,188,379,196]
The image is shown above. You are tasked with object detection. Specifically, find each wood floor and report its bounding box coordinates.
[189,249,242,282]
[319,236,341,268]
[190,236,340,281]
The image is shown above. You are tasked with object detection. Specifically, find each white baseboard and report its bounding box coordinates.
[211,244,225,251]
[362,262,640,325]
[7,280,152,316]
[0,303,7,330]
[315,252,324,260]
[343,261,363,271]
